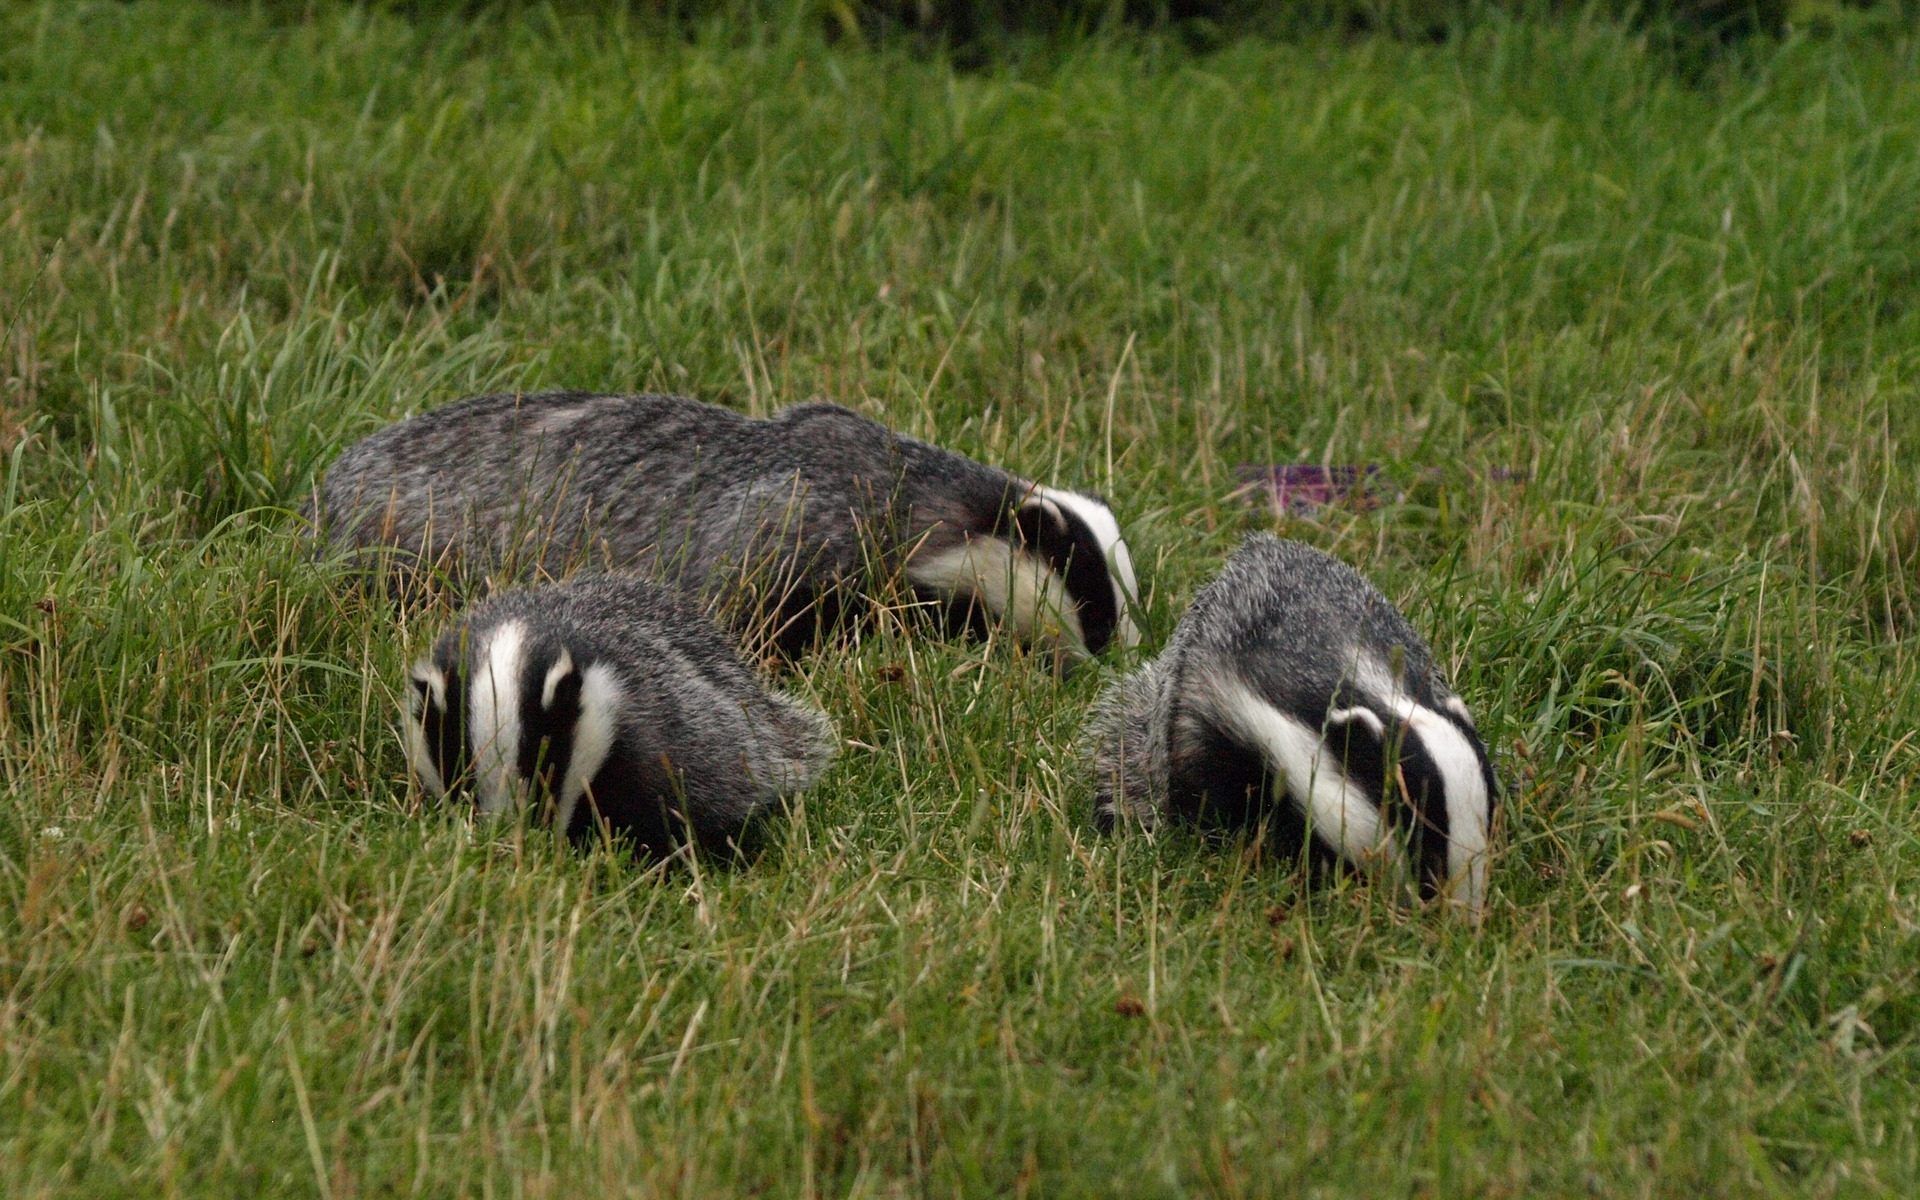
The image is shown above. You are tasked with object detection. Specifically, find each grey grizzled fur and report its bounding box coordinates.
[316,391,1087,655]
[1085,533,1496,901]
[408,573,836,858]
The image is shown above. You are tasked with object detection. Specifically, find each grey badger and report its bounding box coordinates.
[404,573,837,857]
[315,391,1141,660]
[1085,534,1497,919]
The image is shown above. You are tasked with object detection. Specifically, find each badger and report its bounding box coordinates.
[315,391,1141,661]
[1084,534,1497,919]
[403,573,838,857]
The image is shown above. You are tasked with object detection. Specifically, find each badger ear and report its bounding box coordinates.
[1441,693,1477,728]
[1010,494,1070,553]
[1324,705,1386,739]
[1322,704,1393,800]
[540,649,580,712]
[402,660,455,799]
[408,660,445,713]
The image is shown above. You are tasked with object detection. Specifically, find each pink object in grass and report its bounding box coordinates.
[1234,464,1526,517]
[1234,465,1398,517]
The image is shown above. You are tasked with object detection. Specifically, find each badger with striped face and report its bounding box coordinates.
[1085,534,1497,920]
[403,574,837,856]
[315,391,1140,662]
[902,474,1141,667]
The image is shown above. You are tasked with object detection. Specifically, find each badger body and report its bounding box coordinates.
[404,574,837,856]
[1086,534,1497,918]
[317,391,1140,659]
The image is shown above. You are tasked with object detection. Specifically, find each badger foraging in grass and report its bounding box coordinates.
[316,391,1141,661]
[403,573,837,857]
[1084,534,1497,919]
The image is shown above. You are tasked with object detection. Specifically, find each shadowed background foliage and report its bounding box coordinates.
[306,0,1912,55]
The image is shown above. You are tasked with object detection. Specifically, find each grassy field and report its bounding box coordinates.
[4,2,1919,1195]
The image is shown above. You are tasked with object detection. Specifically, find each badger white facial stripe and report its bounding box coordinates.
[554,662,623,837]
[1415,713,1492,918]
[907,538,1087,656]
[469,620,529,817]
[1212,680,1394,867]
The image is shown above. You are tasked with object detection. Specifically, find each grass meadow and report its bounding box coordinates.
[4,2,1920,1195]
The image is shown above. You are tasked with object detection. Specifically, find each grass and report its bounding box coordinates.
[3,1,1919,1194]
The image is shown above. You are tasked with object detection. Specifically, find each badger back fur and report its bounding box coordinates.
[317,391,1140,660]
[1085,534,1497,919]
[403,574,837,857]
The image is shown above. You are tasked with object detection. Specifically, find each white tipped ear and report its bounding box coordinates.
[1324,705,1386,739]
[1443,694,1476,726]
[541,649,576,709]
[1017,494,1070,535]
[409,660,447,711]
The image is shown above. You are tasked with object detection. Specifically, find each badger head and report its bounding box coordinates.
[905,482,1142,661]
[1196,661,1497,921]
[401,618,622,838]
[1321,675,1498,921]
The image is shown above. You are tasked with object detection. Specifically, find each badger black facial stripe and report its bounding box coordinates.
[426,664,467,798]
[1013,497,1120,655]
[518,647,584,816]
[1388,728,1454,899]
[1322,705,1390,802]
[1026,485,1141,651]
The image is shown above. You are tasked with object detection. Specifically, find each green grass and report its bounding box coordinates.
[4,2,1919,1195]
